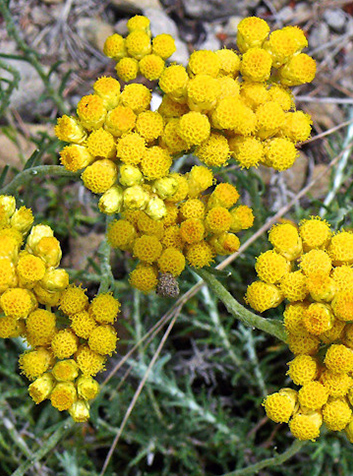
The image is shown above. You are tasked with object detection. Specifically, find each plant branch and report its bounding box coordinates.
[221,439,306,476]
[196,268,287,343]
[0,165,78,196]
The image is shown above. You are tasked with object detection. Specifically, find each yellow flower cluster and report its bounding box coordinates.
[55,15,315,223]
[107,168,254,293]
[246,217,353,442]
[104,16,176,82]
[0,195,121,422]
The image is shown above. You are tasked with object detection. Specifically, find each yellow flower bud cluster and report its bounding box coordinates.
[16,286,120,423]
[0,195,121,422]
[101,15,315,172]
[246,216,353,442]
[56,15,315,222]
[107,169,254,293]
[103,15,176,82]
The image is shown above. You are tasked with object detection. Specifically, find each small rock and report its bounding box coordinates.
[323,8,347,33]
[110,0,162,13]
[307,102,344,129]
[181,0,261,21]
[223,16,242,36]
[114,19,129,36]
[2,59,53,118]
[310,164,330,199]
[276,6,293,23]
[197,23,221,51]
[309,22,330,57]
[76,17,114,52]
[282,151,307,193]
[62,233,105,270]
[143,7,189,65]
[31,6,52,25]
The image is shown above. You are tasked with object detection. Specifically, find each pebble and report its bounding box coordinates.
[309,22,330,57]
[180,0,260,21]
[110,0,162,12]
[143,7,189,65]
[76,18,114,53]
[323,8,347,33]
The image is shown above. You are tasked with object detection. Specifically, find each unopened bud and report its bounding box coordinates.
[26,225,54,254]
[77,376,100,400]
[153,176,178,200]
[40,268,69,292]
[69,400,90,422]
[28,373,55,404]
[145,196,167,220]
[119,164,143,187]
[10,206,34,235]
[123,185,150,211]
[99,185,124,215]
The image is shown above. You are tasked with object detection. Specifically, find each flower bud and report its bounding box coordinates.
[123,185,150,211]
[152,176,178,200]
[145,196,167,220]
[119,164,143,187]
[28,373,55,404]
[40,268,69,292]
[10,207,34,235]
[98,185,124,215]
[68,400,90,422]
[26,225,54,254]
[52,359,79,382]
[54,115,87,143]
[50,381,77,411]
[0,195,16,226]
[35,236,62,268]
[76,376,100,400]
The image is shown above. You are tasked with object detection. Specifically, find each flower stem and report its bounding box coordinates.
[221,439,306,476]
[0,165,78,196]
[195,268,287,343]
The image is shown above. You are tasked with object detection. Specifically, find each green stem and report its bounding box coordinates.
[0,0,69,114]
[11,419,74,476]
[196,268,287,343]
[0,165,78,195]
[221,439,306,476]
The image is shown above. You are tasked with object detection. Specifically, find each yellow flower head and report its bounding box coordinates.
[103,33,126,60]
[75,344,106,376]
[89,293,121,324]
[120,83,151,114]
[186,241,215,268]
[104,106,136,137]
[115,57,139,82]
[263,388,297,423]
[283,302,308,335]
[77,94,107,130]
[298,216,331,251]
[245,280,283,313]
[299,249,332,276]
[255,250,290,284]
[178,111,211,147]
[93,76,120,110]
[195,132,229,167]
[303,302,334,336]
[188,50,220,77]
[19,347,53,381]
[328,231,353,266]
[139,54,165,81]
[52,359,79,382]
[187,74,221,112]
[89,325,118,356]
[136,111,164,143]
[70,311,97,339]
[77,376,100,401]
[288,331,320,356]
[81,159,118,194]
[241,47,272,82]
[324,344,353,374]
[0,287,37,319]
[289,411,322,441]
[215,48,240,76]
[125,30,151,60]
[158,248,186,277]
[229,205,254,233]
[50,382,77,411]
[116,132,146,166]
[237,17,270,53]
[205,207,232,234]
[287,355,319,386]
[279,53,316,86]
[129,263,158,293]
[59,285,89,316]
[268,223,302,261]
[159,65,188,101]
[51,329,79,360]
[152,34,176,59]
[229,136,264,169]
[28,373,55,404]
[26,309,56,347]
[133,234,163,264]
[180,218,205,244]
[298,381,329,411]
[54,115,87,144]
[323,398,352,432]
[187,165,214,198]
[86,128,116,159]
[140,146,172,181]
[59,144,94,172]
[127,15,150,34]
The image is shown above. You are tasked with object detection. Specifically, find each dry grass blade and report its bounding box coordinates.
[100,314,179,476]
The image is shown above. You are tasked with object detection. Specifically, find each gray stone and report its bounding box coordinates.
[1,59,51,118]
[143,7,189,65]
[76,17,114,53]
[323,8,347,33]
[223,16,242,36]
[181,0,261,21]
[110,0,162,13]
[114,18,129,36]
[276,6,293,23]
[197,23,221,51]
[309,22,330,57]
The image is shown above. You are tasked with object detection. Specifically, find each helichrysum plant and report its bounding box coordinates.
[0,195,121,422]
[245,217,353,442]
[54,14,315,295]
